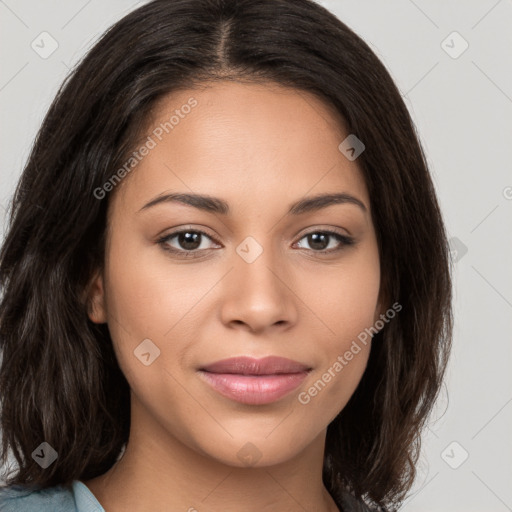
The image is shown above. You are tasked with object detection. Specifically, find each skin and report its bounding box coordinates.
[83,81,384,512]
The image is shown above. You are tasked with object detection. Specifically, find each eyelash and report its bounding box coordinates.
[156,228,355,259]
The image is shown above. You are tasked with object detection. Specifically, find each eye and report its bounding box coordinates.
[157,228,220,258]
[294,230,355,254]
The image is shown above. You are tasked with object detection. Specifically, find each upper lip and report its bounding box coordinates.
[199,356,311,375]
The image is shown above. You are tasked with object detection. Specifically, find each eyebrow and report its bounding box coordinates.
[138,192,367,215]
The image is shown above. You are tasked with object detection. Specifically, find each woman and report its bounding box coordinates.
[0,0,453,510]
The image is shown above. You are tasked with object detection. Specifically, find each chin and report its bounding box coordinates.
[193,429,316,469]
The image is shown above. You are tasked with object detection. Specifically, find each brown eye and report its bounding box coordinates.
[171,231,202,251]
[295,231,355,253]
[157,229,220,257]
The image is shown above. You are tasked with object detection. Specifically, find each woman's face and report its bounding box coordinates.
[88,81,383,467]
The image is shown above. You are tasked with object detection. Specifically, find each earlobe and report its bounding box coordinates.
[86,270,108,324]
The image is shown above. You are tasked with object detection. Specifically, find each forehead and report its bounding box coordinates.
[112,81,370,216]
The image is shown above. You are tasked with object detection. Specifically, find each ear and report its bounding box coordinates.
[86,269,108,324]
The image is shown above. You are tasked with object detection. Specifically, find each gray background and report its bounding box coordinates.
[1,1,511,511]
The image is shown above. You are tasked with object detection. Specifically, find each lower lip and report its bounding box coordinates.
[198,371,309,405]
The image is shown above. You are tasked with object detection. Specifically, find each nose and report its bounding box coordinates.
[219,247,298,334]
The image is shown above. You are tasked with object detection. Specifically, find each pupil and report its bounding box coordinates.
[179,232,201,250]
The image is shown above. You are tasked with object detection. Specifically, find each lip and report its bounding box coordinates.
[198,356,312,405]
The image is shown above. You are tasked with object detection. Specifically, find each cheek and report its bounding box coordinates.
[298,238,381,346]
[294,245,379,420]
[104,229,204,337]
[295,308,373,434]
[102,231,217,392]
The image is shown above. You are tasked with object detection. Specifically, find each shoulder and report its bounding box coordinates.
[0,481,76,512]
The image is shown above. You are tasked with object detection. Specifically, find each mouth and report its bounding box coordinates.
[198,356,312,405]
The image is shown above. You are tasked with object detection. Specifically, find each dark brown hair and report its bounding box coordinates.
[0,0,453,509]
